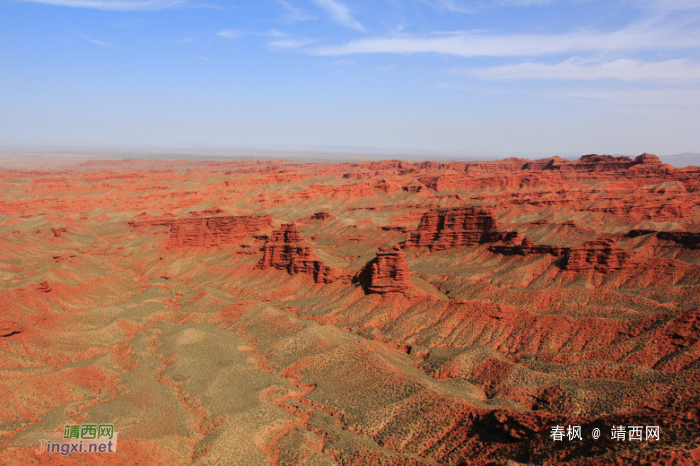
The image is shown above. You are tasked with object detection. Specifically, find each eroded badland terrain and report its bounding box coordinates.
[1,154,699,465]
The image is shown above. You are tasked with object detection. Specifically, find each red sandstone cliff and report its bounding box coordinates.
[355,246,413,294]
[529,152,671,176]
[130,214,272,249]
[564,240,636,273]
[403,206,506,251]
[257,223,339,284]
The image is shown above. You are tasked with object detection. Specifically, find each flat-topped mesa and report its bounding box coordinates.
[257,223,339,284]
[129,215,273,248]
[564,240,635,273]
[355,246,413,295]
[167,215,273,248]
[489,233,568,257]
[403,206,507,251]
[573,154,635,172]
[635,152,662,165]
[532,153,668,174]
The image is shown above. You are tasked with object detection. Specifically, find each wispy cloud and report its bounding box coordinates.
[75,31,120,48]
[423,0,553,13]
[16,0,188,10]
[276,0,316,21]
[216,29,245,39]
[312,21,700,57]
[311,0,364,31]
[631,0,700,10]
[217,29,292,40]
[498,0,553,5]
[269,38,315,49]
[216,28,313,50]
[422,0,473,13]
[462,57,700,83]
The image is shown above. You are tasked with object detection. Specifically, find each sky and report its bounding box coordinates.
[1,0,699,157]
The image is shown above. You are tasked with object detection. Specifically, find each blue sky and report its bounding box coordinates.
[1,0,699,156]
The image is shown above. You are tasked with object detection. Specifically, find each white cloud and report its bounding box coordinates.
[216,29,313,49]
[632,0,700,10]
[217,29,245,39]
[75,31,120,48]
[276,0,316,21]
[310,0,364,31]
[16,0,188,10]
[424,0,553,13]
[216,29,285,40]
[499,0,553,4]
[423,0,473,13]
[312,22,700,57]
[269,38,315,49]
[463,57,700,82]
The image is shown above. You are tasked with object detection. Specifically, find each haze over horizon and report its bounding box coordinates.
[2,0,699,155]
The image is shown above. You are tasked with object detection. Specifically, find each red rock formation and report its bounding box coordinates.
[403,206,506,251]
[564,240,635,273]
[402,181,424,193]
[307,211,335,221]
[522,156,572,171]
[130,215,272,248]
[293,182,375,200]
[0,319,23,337]
[257,223,339,284]
[355,246,412,294]
[533,152,671,176]
[373,179,403,193]
[489,233,568,257]
[418,172,464,191]
[37,281,52,293]
[463,158,531,173]
[586,197,693,221]
[51,227,67,238]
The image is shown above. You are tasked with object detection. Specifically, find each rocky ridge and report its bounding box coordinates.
[130,214,272,249]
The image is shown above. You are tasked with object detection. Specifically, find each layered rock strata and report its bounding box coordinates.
[257,223,339,284]
[403,206,507,251]
[564,240,635,273]
[130,215,272,248]
[355,246,412,294]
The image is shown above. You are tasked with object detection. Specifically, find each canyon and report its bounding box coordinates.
[0,153,698,465]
